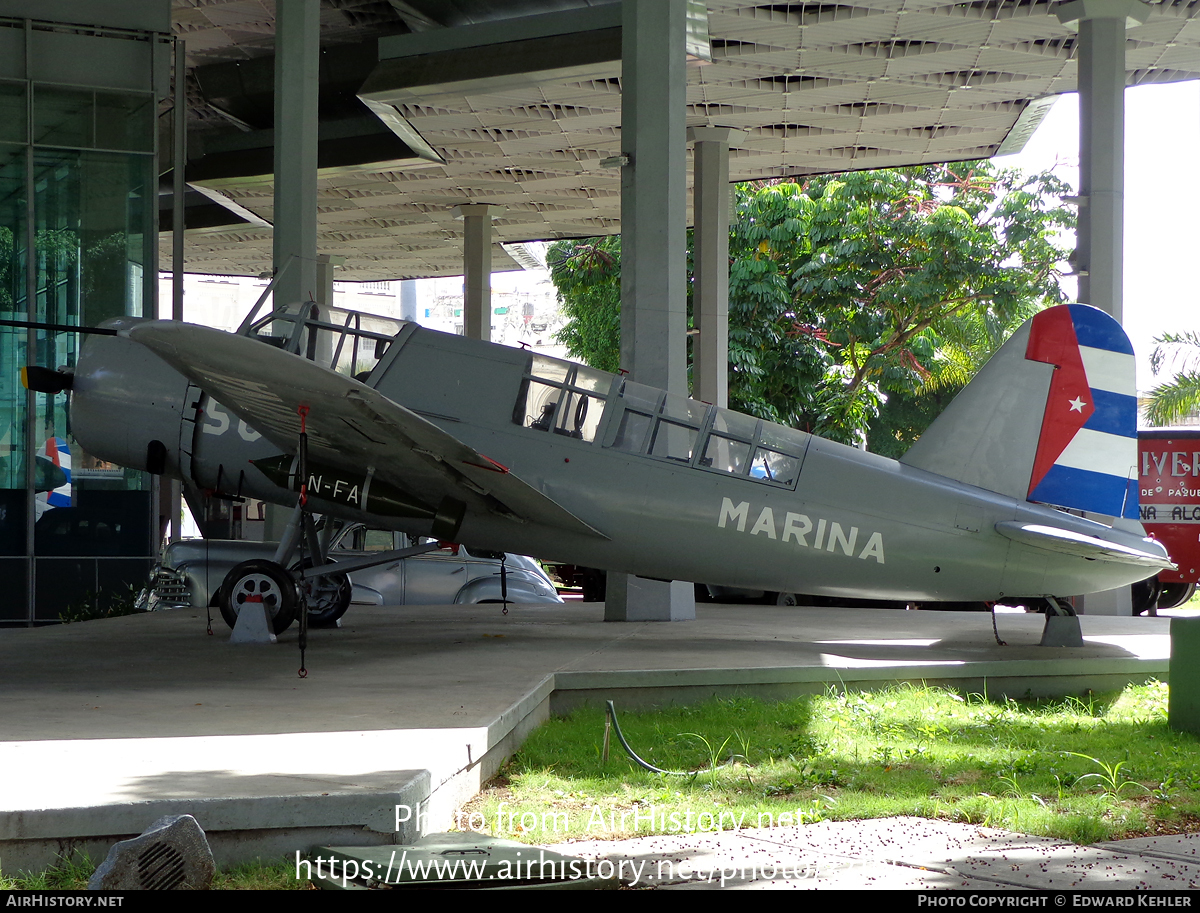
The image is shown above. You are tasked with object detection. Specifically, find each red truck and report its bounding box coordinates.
[1135,429,1200,613]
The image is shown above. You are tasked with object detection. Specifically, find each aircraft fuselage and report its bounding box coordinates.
[70,315,1169,602]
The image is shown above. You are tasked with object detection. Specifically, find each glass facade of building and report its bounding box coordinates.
[0,15,163,623]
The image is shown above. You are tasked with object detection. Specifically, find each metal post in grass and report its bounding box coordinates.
[1168,617,1200,733]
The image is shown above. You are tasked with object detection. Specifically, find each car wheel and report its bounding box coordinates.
[775,592,799,606]
[219,559,298,634]
[292,557,351,627]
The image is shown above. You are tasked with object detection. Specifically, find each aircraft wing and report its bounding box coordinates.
[995,521,1174,569]
[126,321,606,539]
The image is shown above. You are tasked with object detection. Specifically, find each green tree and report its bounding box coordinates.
[866,298,1048,458]
[1144,332,1200,426]
[547,236,622,374]
[549,161,1074,449]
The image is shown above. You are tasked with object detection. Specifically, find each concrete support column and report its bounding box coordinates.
[305,254,342,367]
[454,203,500,341]
[1057,0,1149,616]
[1077,16,1125,317]
[314,255,338,308]
[272,0,320,310]
[264,5,319,548]
[607,0,695,622]
[618,0,688,391]
[400,279,418,322]
[1056,0,1149,320]
[688,127,739,408]
[168,38,186,543]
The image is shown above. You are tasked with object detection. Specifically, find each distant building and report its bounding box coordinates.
[157,270,569,358]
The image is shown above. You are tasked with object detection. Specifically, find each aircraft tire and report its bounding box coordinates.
[1157,582,1197,610]
[1131,577,1162,616]
[580,568,607,603]
[292,557,351,627]
[218,559,298,634]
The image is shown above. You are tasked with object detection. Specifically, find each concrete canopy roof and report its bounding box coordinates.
[167,0,1200,280]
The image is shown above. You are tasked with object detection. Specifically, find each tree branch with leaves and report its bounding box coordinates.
[549,160,1074,450]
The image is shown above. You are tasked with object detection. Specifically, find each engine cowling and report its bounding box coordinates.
[71,317,191,480]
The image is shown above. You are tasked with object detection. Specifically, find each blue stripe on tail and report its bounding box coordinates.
[1082,389,1138,438]
[1029,463,1139,519]
[1069,304,1134,355]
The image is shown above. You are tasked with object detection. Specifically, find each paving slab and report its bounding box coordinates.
[744,818,1200,890]
[1097,834,1200,864]
[544,827,1000,890]
[547,818,1200,890]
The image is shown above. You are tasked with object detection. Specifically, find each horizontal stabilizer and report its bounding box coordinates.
[995,521,1173,569]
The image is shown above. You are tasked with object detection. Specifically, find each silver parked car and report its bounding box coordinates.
[142,521,563,630]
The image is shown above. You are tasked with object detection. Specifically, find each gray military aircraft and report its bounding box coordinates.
[27,300,1171,630]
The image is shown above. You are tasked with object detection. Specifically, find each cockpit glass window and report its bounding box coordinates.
[514,354,614,443]
[608,382,708,463]
[554,391,604,441]
[751,448,802,487]
[619,380,661,415]
[660,392,708,428]
[523,380,562,432]
[703,434,752,474]
[612,409,653,452]
[693,409,807,488]
[649,420,697,462]
[573,365,612,395]
[709,408,758,442]
[757,423,808,456]
[530,354,570,386]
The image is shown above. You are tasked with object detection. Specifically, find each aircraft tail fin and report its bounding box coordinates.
[900,304,1139,520]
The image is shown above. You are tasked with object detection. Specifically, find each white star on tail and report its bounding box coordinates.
[1068,396,1086,412]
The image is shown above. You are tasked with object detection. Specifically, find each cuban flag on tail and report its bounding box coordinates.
[1025,304,1138,519]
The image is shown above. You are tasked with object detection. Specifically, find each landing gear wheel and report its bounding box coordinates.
[1131,577,1163,616]
[219,559,298,634]
[292,557,351,627]
[1157,582,1197,610]
[580,568,607,603]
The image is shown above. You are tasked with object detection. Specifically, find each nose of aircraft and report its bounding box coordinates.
[69,318,191,479]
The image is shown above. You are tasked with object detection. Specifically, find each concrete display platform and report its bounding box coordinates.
[0,602,1176,880]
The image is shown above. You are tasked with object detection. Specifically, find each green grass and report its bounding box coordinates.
[7,682,1197,889]
[461,681,1200,846]
[0,854,97,890]
[0,855,305,891]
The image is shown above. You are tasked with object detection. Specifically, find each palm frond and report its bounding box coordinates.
[1144,371,1200,427]
[1150,332,1200,377]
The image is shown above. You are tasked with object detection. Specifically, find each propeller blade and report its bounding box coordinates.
[21,366,73,394]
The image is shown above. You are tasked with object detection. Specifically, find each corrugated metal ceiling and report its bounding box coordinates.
[167,0,1200,278]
